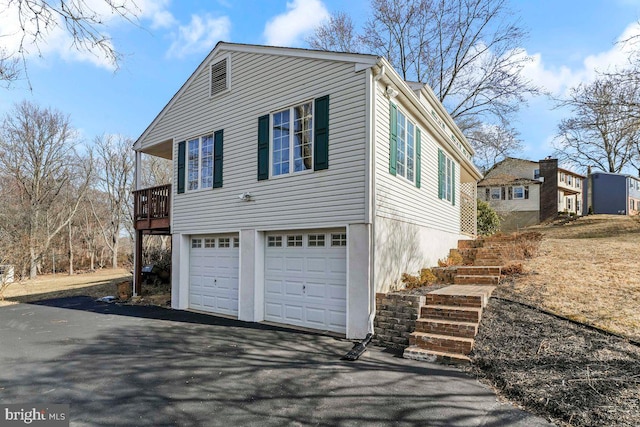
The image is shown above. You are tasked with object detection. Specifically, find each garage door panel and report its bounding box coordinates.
[265,231,347,334]
[189,234,239,317]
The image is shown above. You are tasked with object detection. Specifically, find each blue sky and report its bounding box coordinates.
[2,0,640,170]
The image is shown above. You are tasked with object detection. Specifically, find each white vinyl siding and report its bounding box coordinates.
[144,51,367,233]
[374,82,460,234]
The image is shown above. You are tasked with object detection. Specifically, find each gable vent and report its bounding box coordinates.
[210,58,229,97]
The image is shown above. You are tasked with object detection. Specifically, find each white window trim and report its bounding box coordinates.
[186,133,214,193]
[513,185,525,200]
[209,53,231,99]
[269,100,315,179]
[490,187,501,200]
[395,108,418,184]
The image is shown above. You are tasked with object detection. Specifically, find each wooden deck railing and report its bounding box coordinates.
[133,184,171,230]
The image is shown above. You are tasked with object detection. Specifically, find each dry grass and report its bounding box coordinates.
[0,269,132,307]
[497,215,640,341]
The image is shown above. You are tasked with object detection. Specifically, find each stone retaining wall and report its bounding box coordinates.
[373,292,424,350]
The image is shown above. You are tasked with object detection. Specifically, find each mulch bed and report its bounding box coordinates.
[466,298,640,427]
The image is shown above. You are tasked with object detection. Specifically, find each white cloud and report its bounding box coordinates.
[166,15,231,59]
[263,0,329,47]
[520,22,640,96]
[135,0,178,29]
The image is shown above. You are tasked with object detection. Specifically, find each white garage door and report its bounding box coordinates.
[189,234,239,316]
[264,230,347,333]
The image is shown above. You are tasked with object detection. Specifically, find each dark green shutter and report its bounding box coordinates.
[213,130,223,188]
[437,148,444,199]
[177,141,186,194]
[314,95,329,170]
[389,103,397,175]
[451,161,456,206]
[415,128,421,188]
[257,115,269,180]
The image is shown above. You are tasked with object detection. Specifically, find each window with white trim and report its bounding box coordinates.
[271,101,313,176]
[395,110,416,182]
[267,236,282,247]
[287,235,303,247]
[218,237,230,248]
[566,197,572,210]
[513,186,525,199]
[187,134,213,191]
[308,234,325,247]
[577,199,581,212]
[233,238,240,248]
[331,233,347,247]
[204,238,215,248]
[191,238,202,248]
[490,187,501,200]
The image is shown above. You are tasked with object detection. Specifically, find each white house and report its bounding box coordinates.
[132,42,481,339]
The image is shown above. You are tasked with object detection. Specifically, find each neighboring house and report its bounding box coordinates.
[132,42,481,339]
[583,171,640,215]
[478,157,584,230]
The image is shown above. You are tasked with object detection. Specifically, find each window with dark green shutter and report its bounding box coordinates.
[390,102,420,187]
[213,130,223,188]
[178,132,221,192]
[259,95,329,180]
[177,141,186,194]
[257,115,269,180]
[438,148,456,205]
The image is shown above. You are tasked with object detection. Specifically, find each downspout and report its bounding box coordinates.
[368,62,385,334]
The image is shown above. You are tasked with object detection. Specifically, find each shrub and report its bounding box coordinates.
[437,251,463,267]
[402,268,438,289]
[501,262,524,276]
[477,199,501,236]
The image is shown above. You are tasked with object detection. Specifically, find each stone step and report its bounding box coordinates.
[454,274,500,285]
[454,266,501,276]
[403,346,471,364]
[414,318,478,338]
[421,305,482,322]
[409,332,474,355]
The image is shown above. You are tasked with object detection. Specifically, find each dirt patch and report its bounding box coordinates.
[468,298,640,427]
[0,269,132,306]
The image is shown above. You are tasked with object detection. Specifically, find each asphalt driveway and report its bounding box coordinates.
[0,297,553,426]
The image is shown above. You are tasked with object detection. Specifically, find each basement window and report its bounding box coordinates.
[210,55,230,98]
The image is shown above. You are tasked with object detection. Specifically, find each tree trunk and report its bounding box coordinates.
[112,235,118,269]
[68,221,74,275]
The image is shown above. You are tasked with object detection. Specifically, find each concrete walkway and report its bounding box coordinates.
[0,297,554,426]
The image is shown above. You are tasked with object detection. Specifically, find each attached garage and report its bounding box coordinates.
[189,234,239,316]
[264,230,347,333]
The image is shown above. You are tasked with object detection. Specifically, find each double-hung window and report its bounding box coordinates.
[257,96,329,181]
[513,186,525,199]
[389,103,421,187]
[271,101,313,177]
[438,149,455,204]
[396,110,416,182]
[187,134,214,191]
[177,130,223,194]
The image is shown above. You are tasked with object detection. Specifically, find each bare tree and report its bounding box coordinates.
[141,154,172,188]
[0,101,91,279]
[468,123,523,174]
[92,134,134,269]
[0,0,140,86]
[306,12,361,53]
[309,0,538,131]
[554,74,640,173]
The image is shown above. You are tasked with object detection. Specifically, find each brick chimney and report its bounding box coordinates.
[539,158,559,222]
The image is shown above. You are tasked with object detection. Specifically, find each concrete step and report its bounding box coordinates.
[421,305,482,322]
[455,266,501,276]
[454,274,500,285]
[403,346,471,364]
[414,318,478,338]
[409,332,474,355]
